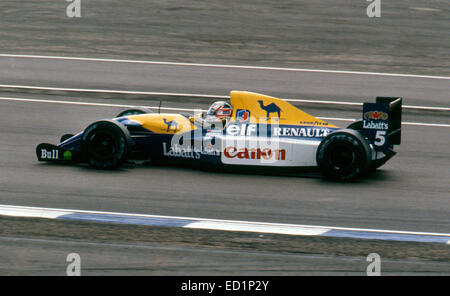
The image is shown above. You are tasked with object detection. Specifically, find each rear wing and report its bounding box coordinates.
[362,97,402,151]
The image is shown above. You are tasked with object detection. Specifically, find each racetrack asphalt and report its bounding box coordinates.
[1,216,449,276]
[0,0,448,275]
[0,79,448,275]
[1,0,449,76]
[0,90,448,233]
[0,55,449,109]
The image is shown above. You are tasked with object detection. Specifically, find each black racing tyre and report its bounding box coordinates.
[60,134,74,143]
[116,107,153,118]
[81,120,132,169]
[316,129,372,181]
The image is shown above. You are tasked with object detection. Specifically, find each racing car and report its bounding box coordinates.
[36,91,402,180]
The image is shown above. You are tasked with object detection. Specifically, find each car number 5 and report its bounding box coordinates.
[374,130,386,146]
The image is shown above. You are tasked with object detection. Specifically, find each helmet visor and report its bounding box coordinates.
[207,102,232,117]
[207,104,220,116]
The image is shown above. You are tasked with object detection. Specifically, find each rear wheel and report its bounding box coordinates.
[347,120,392,171]
[81,120,132,169]
[316,129,372,181]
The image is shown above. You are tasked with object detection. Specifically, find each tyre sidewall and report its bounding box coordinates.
[317,129,372,181]
[81,120,131,169]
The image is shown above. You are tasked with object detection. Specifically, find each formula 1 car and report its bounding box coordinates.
[36,91,402,180]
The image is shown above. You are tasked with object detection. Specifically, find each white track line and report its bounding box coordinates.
[1,53,450,80]
[0,96,448,128]
[0,84,448,111]
[0,84,228,99]
[0,96,201,112]
[288,98,450,111]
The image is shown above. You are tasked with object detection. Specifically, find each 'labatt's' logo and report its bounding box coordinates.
[363,110,389,130]
[162,143,201,159]
[162,143,220,159]
[364,111,388,121]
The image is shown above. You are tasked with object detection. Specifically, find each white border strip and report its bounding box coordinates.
[0,84,448,111]
[0,96,448,127]
[0,204,449,243]
[1,53,450,80]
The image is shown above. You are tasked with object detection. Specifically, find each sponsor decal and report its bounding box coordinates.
[363,105,390,131]
[226,124,257,136]
[163,143,201,159]
[162,143,220,159]
[298,121,329,126]
[202,147,220,156]
[257,100,282,119]
[363,121,389,130]
[236,109,251,122]
[272,127,332,138]
[41,149,59,160]
[63,150,72,160]
[163,118,179,132]
[364,111,388,121]
[226,124,332,138]
[224,147,286,161]
[202,137,221,156]
[363,110,389,130]
[362,103,390,151]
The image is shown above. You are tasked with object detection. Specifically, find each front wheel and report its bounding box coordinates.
[81,120,132,169]
[316,129,372,181]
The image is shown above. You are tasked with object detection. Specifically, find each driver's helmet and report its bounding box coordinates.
[204,101,233,128]
[206,101,233,119]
